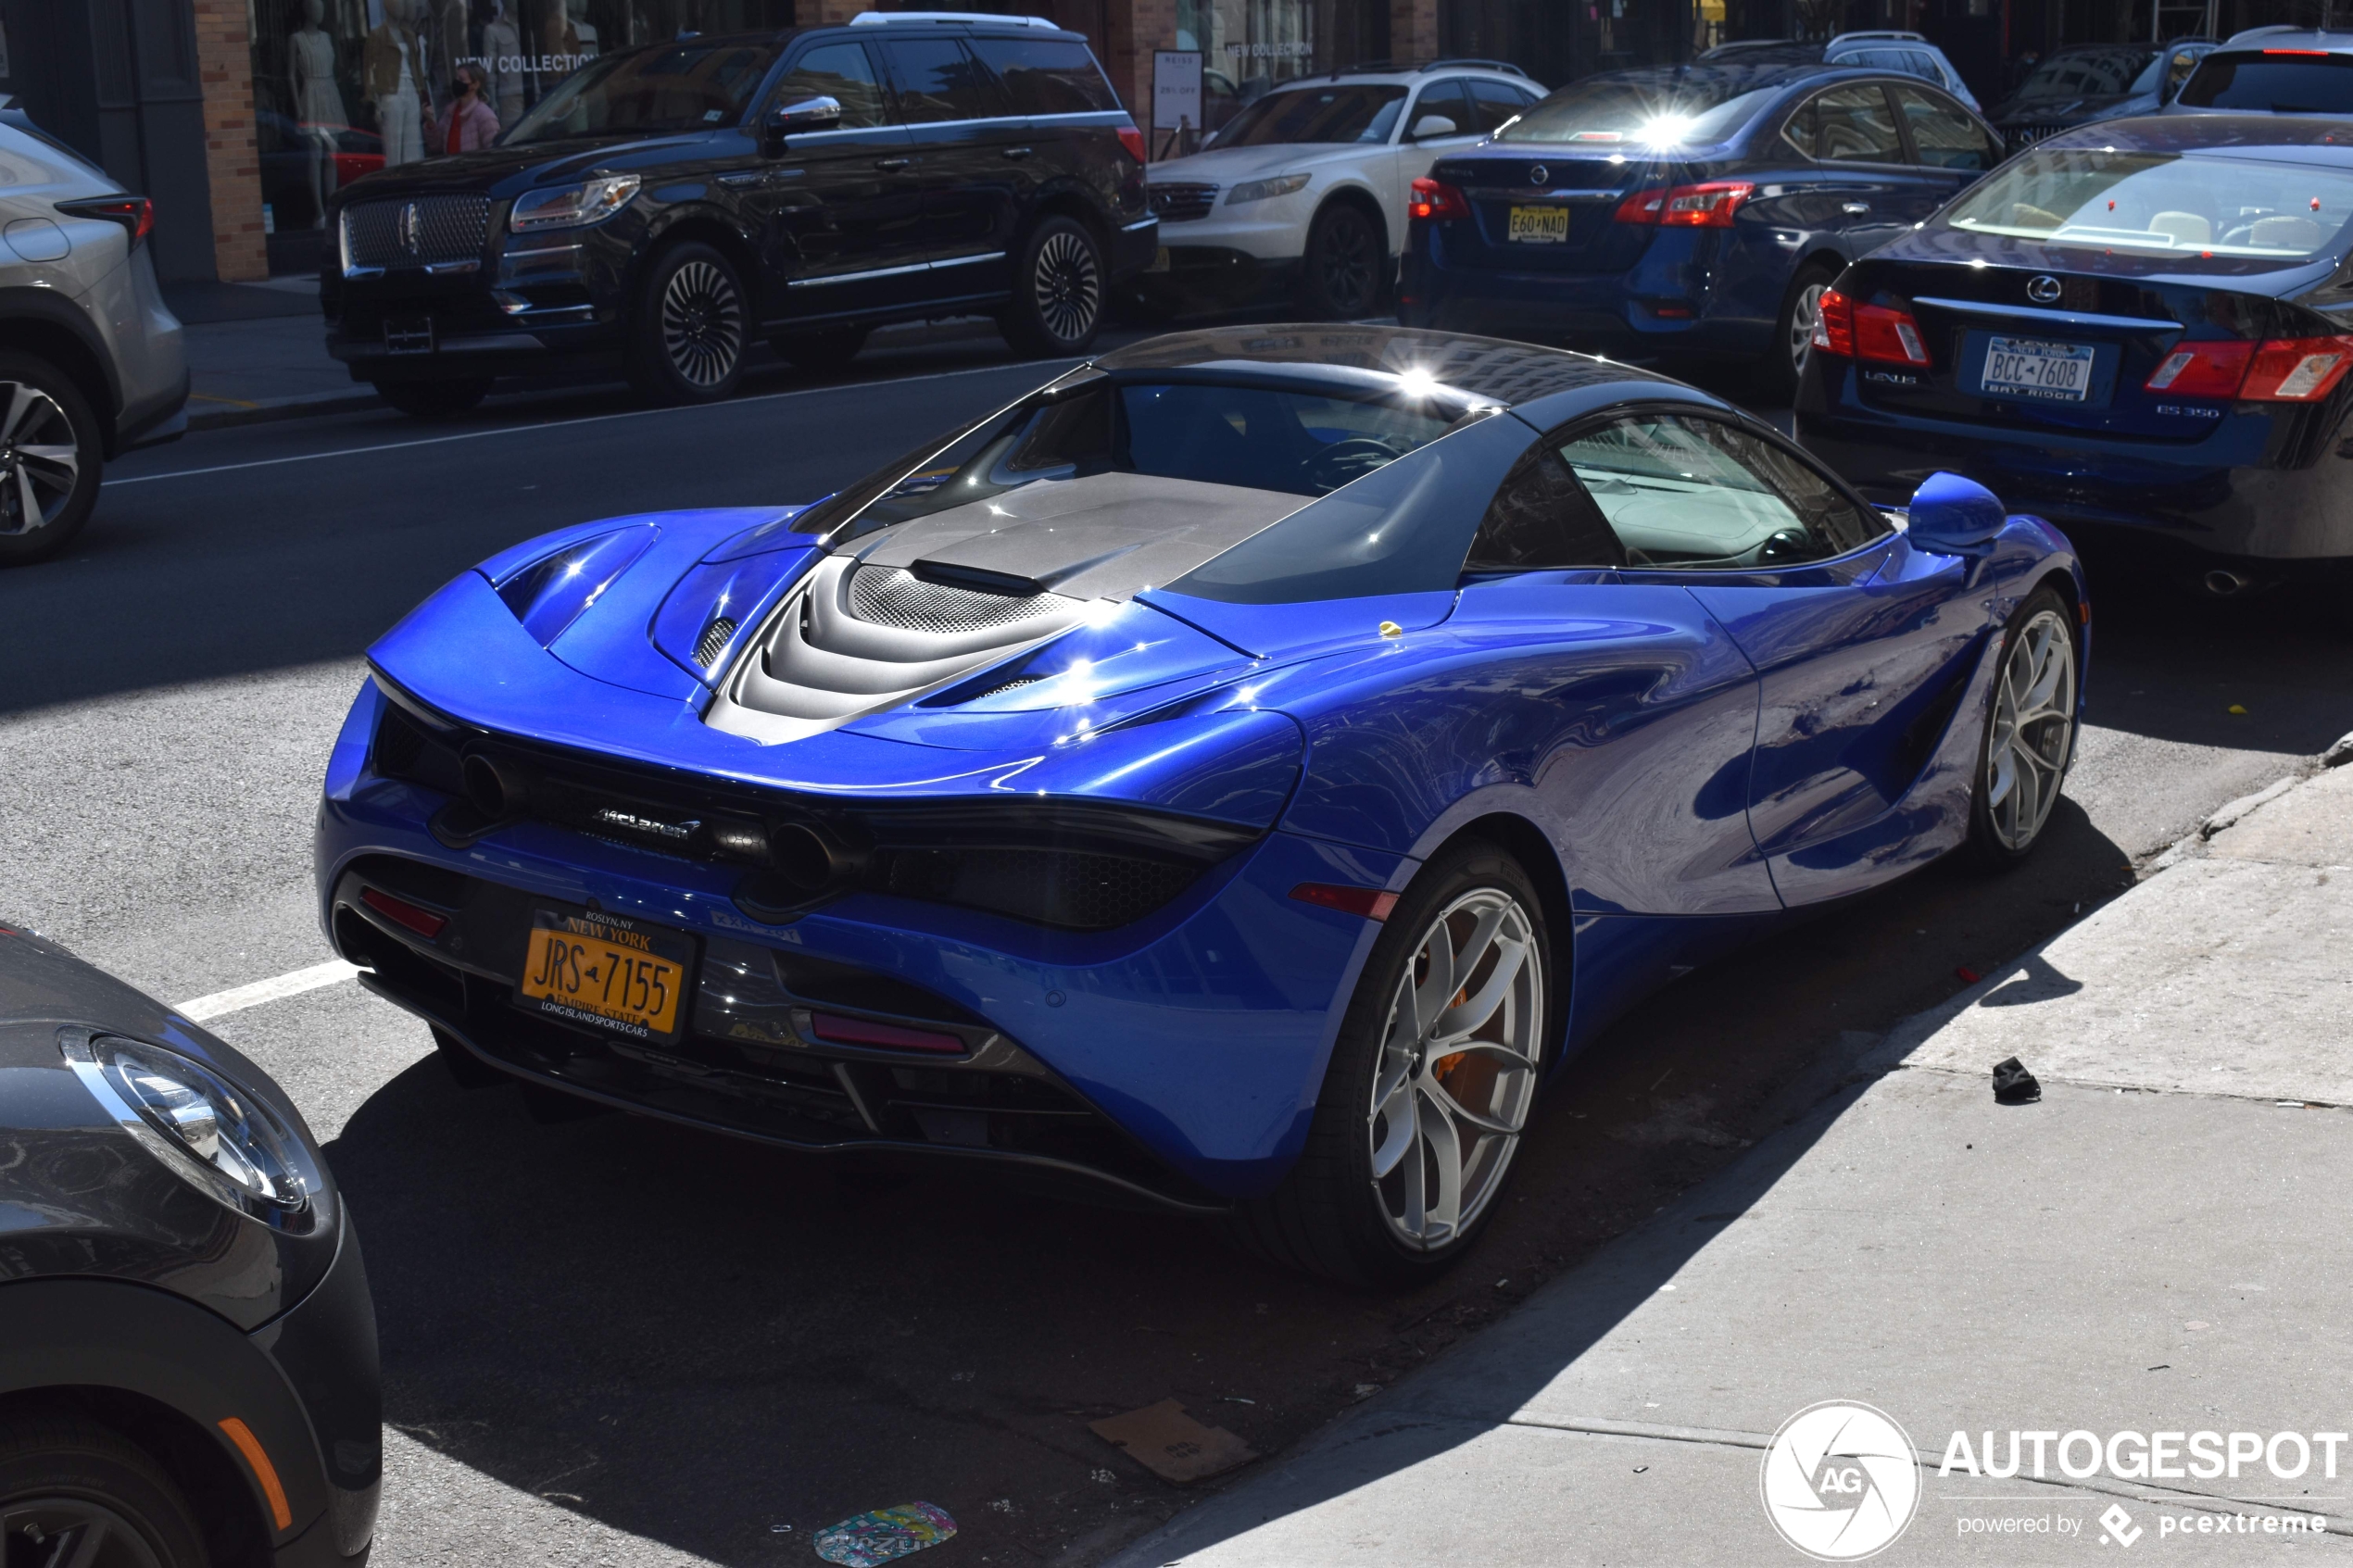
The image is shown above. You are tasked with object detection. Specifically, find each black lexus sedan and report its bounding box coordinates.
[1796,113,2353,591]
[0,922,379,1565]
[321,17,1153,417]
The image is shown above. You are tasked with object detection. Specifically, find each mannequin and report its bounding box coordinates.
[562,0,598,65]
[364,0,428,166]
[481,0,524,128]
[288,0,348,227]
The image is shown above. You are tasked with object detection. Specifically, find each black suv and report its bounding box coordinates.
[321,14,1154,416]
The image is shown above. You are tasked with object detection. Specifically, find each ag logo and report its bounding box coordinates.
[2026,273,2063,303]
[1760,1401,1920,1561]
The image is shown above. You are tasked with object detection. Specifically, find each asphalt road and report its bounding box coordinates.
[2,344,2348,1567]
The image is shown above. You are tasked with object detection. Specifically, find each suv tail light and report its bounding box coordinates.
[56,194,155,249]
[2145,334,2353,401]
[1811,290,1929,365]
[1811,288,1855,356]
[2145,340,2254,397]
[1659,181,1755,227]
[1116,123,1146,163]
[1409,177,1470,221]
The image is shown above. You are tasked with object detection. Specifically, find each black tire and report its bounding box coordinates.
[0,351,104,567]
[1297,201,1384,320]
[771,325,870,372]
[1967,584,2082,870]
[0,1406,211,1567]
[999,216,1105,357]
[1758,258,1841,403]
[372,377,492,420]
[629,241,749,404]
[1225,838,1559,1287]
[433,1025,510,1090]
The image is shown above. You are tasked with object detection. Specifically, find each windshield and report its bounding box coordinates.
[1941,145,2353,263]
[794,377,1467,543]
[1496,72,1779,146]
[1209,85,1408,146]
[2011,47,2156,101]
[503,39,779,144]
[2176,51,2353,113]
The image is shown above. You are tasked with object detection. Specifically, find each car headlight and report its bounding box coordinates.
[61,1028,322,1227]
[1226,173,1310,205]
[510,173,641,232]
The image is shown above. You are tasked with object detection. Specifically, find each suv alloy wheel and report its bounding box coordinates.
[0,352,103,566]
[1000,216,1105,357]
[631,241,749,405]
[1301,202,1382,320]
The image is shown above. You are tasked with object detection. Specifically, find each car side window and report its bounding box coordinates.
[1468,79,1532,133]
[967,37,1119,116]
[882,38,1012,124]
[1552,413,1889,571]
[1463,441,1626,573]
[1780,94,1818,159]
[774,42,892,130]
[1892,84,1996,171]
[1815,83,1905,164]
[1408,81,1472,141]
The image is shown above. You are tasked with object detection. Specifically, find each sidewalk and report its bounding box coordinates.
[1105,748,2353,1566]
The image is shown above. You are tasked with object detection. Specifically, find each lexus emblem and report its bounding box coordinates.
[398,201,422,257]
[2026,274,2062,303]
[1527,164,1550,186]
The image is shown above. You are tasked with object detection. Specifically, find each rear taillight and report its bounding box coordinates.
[56,194,155,249]
[1614,186,1668,224]
[1811,288,1855,357]
[2145,340,2254,397]
[1116,124,1146,163]
[2241,335,2353,400]
[1855,303,1930,365]
[1659,181,1755,227]
[1409,177,1470,221]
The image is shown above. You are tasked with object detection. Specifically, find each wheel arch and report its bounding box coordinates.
[0,296,122,456]
[0,1385,272,1566]
[1412,809,1576,1069]
[1027,185,1113,253]
[1313,182,1391,257]
[635,209,762,320]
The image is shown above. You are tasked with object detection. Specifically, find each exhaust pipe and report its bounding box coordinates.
[2203,569,2254,597]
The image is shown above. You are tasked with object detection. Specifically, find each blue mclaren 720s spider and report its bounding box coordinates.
[316,325,2087,1285]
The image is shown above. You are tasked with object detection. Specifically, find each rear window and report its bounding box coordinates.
[1496,71,1780,147]
[2176,51,2353,113]
[2010,47,2155,102]
[1210,84,1408,146]
[1941,145,2353,265]
[967,37,1119,116]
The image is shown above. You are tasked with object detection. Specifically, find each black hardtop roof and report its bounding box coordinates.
[1096,324,1684,408]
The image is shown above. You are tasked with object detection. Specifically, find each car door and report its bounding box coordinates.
[876,34,1024,292]
[1548,408,1991,905]
[1889,82,2000,214]
[752,38,929,322]
[1787,82,1923,257]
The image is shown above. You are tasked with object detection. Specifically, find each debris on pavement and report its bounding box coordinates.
[1992,1057,2042,1104]
[812,1502,957,1566]
[1956,966,1983,984]
[1089,1399,1259,1484]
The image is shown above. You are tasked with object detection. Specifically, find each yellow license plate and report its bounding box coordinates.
[517,908,690,1040]
[1508,205,1569,244]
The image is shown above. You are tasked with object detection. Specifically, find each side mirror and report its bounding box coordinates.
[762,94,841,149]
[1906,471,2007,554]
[1411,114,1459,141]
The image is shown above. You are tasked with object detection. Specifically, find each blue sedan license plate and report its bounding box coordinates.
[1982,335,2094,402]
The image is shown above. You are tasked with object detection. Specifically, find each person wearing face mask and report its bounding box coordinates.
[438,63,501,153]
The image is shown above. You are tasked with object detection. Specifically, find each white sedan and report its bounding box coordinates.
[1139,64,1544,318]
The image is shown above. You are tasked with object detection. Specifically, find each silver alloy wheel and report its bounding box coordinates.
[1984,607,2077,851]
[0,381,82,536]
[660,259,744,389]
[1788,281,1827,374]
[1366,887,1542,1249]
[1031,229,1101,345]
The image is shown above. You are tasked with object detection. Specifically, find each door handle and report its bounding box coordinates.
[1003,146,1034,159]
[1842,201,1871,215]
[875,157,913,170]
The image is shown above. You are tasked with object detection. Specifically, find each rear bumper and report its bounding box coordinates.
[1399,224,1765,360]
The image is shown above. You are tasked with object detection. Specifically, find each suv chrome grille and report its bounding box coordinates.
[342,194,493,270]
[849,566,1064,634]
[1148,182,1218,223]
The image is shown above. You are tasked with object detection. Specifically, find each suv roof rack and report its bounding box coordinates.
[1828,29,1928,44]
[849,10,1061,27]
[1337,56,1529,78]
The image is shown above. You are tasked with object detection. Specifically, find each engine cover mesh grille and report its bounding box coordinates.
[849,566,1065,634]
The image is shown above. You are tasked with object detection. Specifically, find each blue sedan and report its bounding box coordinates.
[316,327,2084,1285]
[1399,60,2004,395]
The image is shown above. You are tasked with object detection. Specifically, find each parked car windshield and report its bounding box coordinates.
[2175,51,2353,113]
[1209,84,1409,146]
[503,39,780,144]
[1941,144,2353,262]
[2009,46,2156,101]
[1495,70,1778,146]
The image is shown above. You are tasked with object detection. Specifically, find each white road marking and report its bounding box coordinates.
[177,959,362,1022]
[105,358,1077,488]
